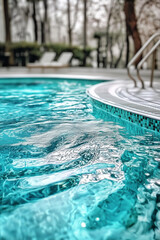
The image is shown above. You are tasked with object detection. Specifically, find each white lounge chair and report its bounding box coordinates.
[49,52,73,68]
[27,52,56,68]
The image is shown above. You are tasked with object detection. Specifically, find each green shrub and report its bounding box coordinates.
[0,42,93,66]
[44,43,93,64]
[10,42,41,65]
[0,43,5,52]
[0,43,5,66]
[10,42,40,51]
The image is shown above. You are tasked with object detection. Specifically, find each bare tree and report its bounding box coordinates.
[3,0,11,43]
[124,0,142,66]
[67,0,80,45]
[11,1,30,41]
[103,0,115,66]
[38,0,49,44]
[137,0,160,39]
[67,0,72,45]
[100,0,125,68]
[29,0,38,42]
[83,0,87,66]
[52,0,64,42]
[41,0,50,43]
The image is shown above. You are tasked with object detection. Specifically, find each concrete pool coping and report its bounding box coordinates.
[87,80,160,132]
[87,80,160,121]
[0,73,112,81]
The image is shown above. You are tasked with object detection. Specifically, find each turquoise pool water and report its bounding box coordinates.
[0,78,160,240]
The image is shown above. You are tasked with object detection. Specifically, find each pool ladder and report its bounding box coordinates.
[127,32,160,89]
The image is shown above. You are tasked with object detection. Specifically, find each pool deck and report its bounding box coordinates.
[0,67,160,123]
[0,67,160,81]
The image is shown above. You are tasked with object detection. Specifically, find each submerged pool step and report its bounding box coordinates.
[87,81,160,133]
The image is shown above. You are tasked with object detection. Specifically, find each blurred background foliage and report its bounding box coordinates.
[0,0,160,68]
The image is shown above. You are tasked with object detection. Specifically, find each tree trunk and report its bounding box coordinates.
[3,0,14,66]
[67,0,72,45]
[83,0,87,66]
[3,0,11,43]
[97,37,101,68]
[114,42,125,68]
[43,0,50,43]
[41,21,45,44]
[124,0,142,66]
[105,5,113,68]
[32,0,38,42]
[125,31,130,67]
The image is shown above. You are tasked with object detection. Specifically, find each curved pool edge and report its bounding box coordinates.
[87,81,160,133]
[1,74,160,133]
[0,74,112,82]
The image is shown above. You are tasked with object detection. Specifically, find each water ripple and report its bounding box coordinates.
[0,79,160,240]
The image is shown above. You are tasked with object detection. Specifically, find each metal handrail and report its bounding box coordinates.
[137,39,160,88]
[127,32,160,88]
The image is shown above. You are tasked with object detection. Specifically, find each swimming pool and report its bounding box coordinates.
[0,78,160,240]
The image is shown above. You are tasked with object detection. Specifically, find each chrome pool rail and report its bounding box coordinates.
[127,32,160,89]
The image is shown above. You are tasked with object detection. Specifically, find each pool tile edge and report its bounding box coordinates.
[87,82,160,133]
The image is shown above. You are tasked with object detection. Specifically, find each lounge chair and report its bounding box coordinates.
[27,52,56,68]
[48,52,73,68]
